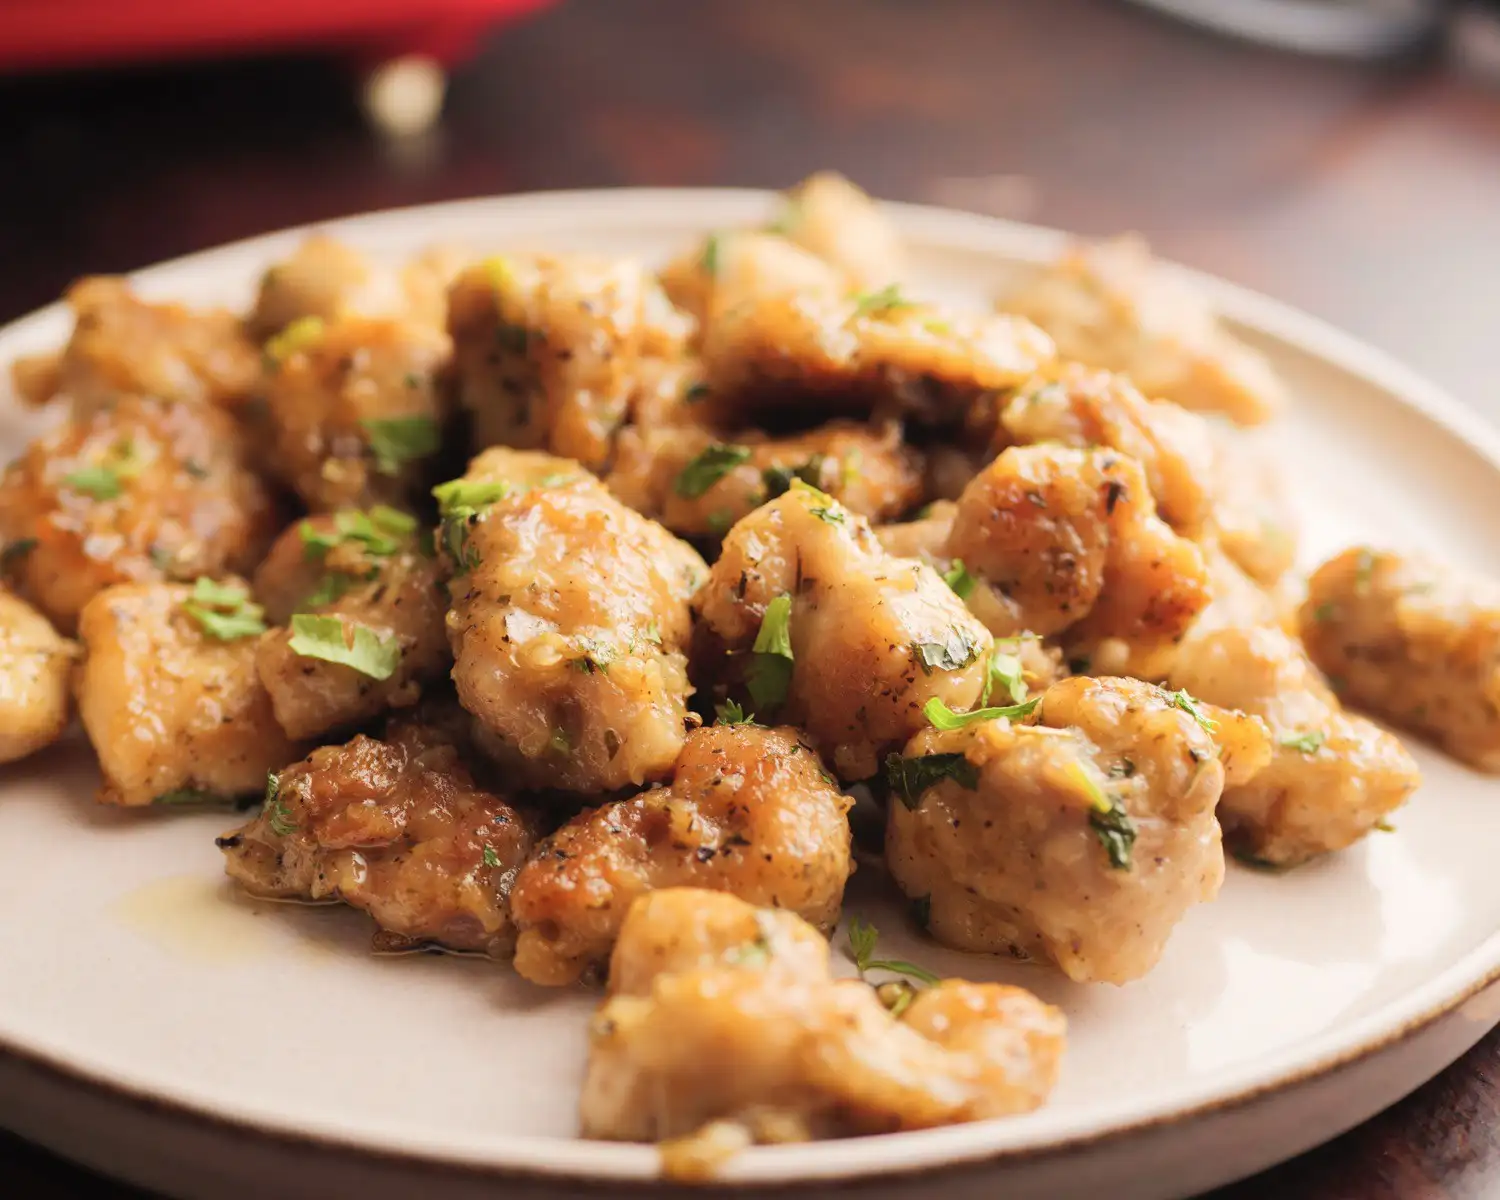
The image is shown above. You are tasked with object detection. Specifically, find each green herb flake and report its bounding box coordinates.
[287,614,401,680]
[432,477,513,513]
[264,773,298,837]
[482,845,502,868]
[1,537,38,571]
[980,643,1027,706]
[1279,730,1326,754]
[1314,601,1339,623]
[303,571,359,609]
[264,316,325,363]
[913,627,981,674]
[910,894,932,930]
[62,463,125,500]
[153,787,229,807]
[761,456,825,500]
[1167,687,1218,734]
[941,559,976,600]
[746,593,795,712]
[922,695,1040,731]
[705,509,735,536]
[1374,819,1397,833]
[700,233,722,277]
[852,283,916,318]
[362,416,441,476]
[715,698,757,726]
[846,916,942,985]
[675,443,752,499]
[683,381,711,405]
[1089,795,1137,870]
[182,576,267,641]
[884,751,979,810]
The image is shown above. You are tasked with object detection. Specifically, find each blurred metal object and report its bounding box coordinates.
[1127,0,1444,57]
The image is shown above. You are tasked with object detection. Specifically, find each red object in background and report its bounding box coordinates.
[0,0,557,73]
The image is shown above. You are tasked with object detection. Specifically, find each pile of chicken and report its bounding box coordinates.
[4,173,1496,1169]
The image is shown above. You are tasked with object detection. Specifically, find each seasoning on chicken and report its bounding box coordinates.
[0,394,278,633]
[1300,547,1500,773]
[252,508,449,740]
[218,711,534,956]
[447,254,693,470]
[510,723,852,986]
[441,448,706,794]
[74,579,301,807]
[1171,620,1420,865]
[0,589,76,764]
[886,675,1248,984]
[694,482,993,780]
[1001,234,1285,425]
[11,277,260,416]
[660,231,843,330]
[605,418,923,538]
[580,889,1064,1170]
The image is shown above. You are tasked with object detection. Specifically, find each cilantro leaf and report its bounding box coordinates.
[263,772,298,837]
[1089,795,1137,870]
[264,316,325,364]
[761,456,826,500]
[432,478,513,512]
[182,576,267,641]
[715,698,757,726]
[980,643,1027,706]
[745,594,794,712]
[852,283,916,317]
[1167,687,1218,734]
[1279,730,1326,754]
[675,443,752,499]
[922,695,1040,730]
[846,916,943,985]
[884,751,978,809]
[913,627,981,674]
[482,845,502,868]
[362,417,441,476]
[700,233,722,277]
[287,614,401,680]
[941,559,976,599]
[0,537,37,571]
[62,464,125,500]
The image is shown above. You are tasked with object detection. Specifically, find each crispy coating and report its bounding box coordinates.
[0,590,76,764]
[947,445,1210,678]
[218,713,534,956]
[260,315,450,512]
[11,277,259,416]
[699,288,1054,429]
[448,254,693,470]
[444,448,707,793]
[776,171,904,288]
[1171,621,1420,864]
[0,395,278,633]
[660,232,842,330]
[252,514,449,740]
[74,581,301,807]
[249,235,463,336]
[1002,235,1285,425]
[887,676,1237,984]
[581,889,1064,1157]
[694,484,992,780]
[605,419,922,538]
[509,724,853,986]
[1300,548,1500,772]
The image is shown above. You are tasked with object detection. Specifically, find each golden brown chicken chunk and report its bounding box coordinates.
[249,235,464,336]
[448,254,693,470]
[659,231,843,330]
[699,285,1053,429]
[0,590,76,764]
[605,419,922,538]
[251,509,449,741]
[510,724,853,986]
[1002,235,1285,425]
[218,712,534,956]
[1171,621,1420,864]
[11,277,260,416]
[946,445,1211,679]
[0,395,278,633]
[1300,548,1500,773]
[776,171,905,288]
[260,314,450,512]
[581,889,1065,1164]
[886,676,1248,985]
[694,483,993,781]
[442,448,707,794]
[74,579,301,807]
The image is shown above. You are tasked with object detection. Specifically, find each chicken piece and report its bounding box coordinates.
[660,231,843,329]
[0,395,278,634]
[874,500,956,561]
[218,712,533,956]
[606,419,922,538]
[448,254,693,470]
[699,286,1053,429]
[510,724,853,986]
[581,889,1065,1162]
[922,444,989,503]
[1300,548,1500,772]
[775,171,904,288]
[251,510,449,740]
[74,580,301,807]
[1002,235,1285,425]
[441,447,706,793]
[260,314,450,512]
[626,355,711,430]
[1171,622,1420,864]
[11,277,260,416]
[947,445,1210,679]
[887,675,1244,984]
[0,590,76,764]
[1207,428,1299,586]
[694,484,992,781]
[249,235,464,336]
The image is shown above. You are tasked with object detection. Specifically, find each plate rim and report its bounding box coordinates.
[3,185,1500,1186]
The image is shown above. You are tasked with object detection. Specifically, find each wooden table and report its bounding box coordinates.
[2,0,1500,1195]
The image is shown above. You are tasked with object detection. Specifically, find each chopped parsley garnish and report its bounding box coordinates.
[495,321,530,354]
[1279,730,1326,754]
[1313,601,1338,623]
[675,443,752,499]
[1167,687,1218,734]
[264,316,325,363]
[913,626,982,674]
[1374,819,1397,833]
[482,845,502,868]
[852,283,916,318]
[745,593,794,712]
[700,233,722,277]
[884,751,978,809]
[910,894,932,930]
[153,787,229,807]
[766,198,801,236]
[432,478,512,512]
[715,699,757,726]
[1,537,37,570]
[846,916,942,985]
[303,570,365,609]
[705,509,735,536]
[62,437,144,500]
[809,503,844,524]
[361,416,441,476]
[941,559,976,599]
[182,576,267,641]
[264,772,298,837]
[922,695,1040,731]
[979,642,1028,706]
[1089,796,1137,870]
[287,614,401,680]
[300,506,415,560]
[683,381,711,404]
[761,456,825,500]
[572,639,615,675]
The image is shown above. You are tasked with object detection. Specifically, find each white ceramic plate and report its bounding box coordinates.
[2,190,1500,1200]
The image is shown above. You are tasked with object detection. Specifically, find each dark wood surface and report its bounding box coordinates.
[2,1,1500,1195]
